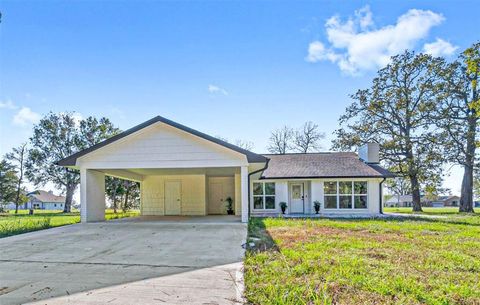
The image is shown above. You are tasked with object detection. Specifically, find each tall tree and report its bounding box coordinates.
[105,176,123,213]
[386,177,412,197]
[77,116,120,149]
[473,176,480,200]
[26,112,120,212]
[122,180,140,212]
[436,42,479,212]
[268,126,293,154]
[5,143,28,213]
[0,159,18,206]
[293,121,324,153]
[332,51,445,212]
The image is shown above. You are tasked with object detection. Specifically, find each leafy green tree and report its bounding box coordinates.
[0,159,18,206]
[332,51,445,212]
[105,176,124,213]
[474,177,480,200]
[5,143,29,213]
[122,180,140,211]
[386,177,411,197]
[436,42,479,213]
[26,112,120,212]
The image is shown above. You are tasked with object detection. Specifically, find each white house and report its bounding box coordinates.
[58,116,393,223]
[25,190,66,210]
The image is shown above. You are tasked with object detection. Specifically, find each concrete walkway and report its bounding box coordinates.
[0,218,247,305]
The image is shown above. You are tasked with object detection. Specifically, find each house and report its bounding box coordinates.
[429,196,460,207]
[57,116,393,223]
[384,195,418,207]
[384,195,461,208]
[24,190,66,210]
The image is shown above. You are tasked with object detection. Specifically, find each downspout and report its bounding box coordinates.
[379,177,386,214]
[247,159,270,219]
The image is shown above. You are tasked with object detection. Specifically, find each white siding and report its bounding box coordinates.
[78,122,248,169]
[43,202,64,210]
[250,178,383,216]
[275,181,288,213]
[141,174,206,216]
[311,180,324,212]
[367,180,380,214]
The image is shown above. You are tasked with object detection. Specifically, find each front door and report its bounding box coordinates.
[290,183,304,213]
[165,181,181,215]
[208,182,224,214]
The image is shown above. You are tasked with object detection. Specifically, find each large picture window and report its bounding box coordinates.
[324,181,368,209]
[253,182,276,210]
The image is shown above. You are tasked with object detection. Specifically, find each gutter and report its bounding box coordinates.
[379,177,386,214]
[247,159,270,220]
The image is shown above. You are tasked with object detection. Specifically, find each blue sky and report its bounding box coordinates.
[0,1,478,195]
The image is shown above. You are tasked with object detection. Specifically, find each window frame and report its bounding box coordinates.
[252,182,276,210]
[323,180,368,210]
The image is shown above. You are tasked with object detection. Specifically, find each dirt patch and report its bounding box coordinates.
[267,225,409,249]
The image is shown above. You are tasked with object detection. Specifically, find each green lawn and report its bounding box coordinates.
[0,209,140,238]
[384,207,479,215]
[245,214,480,305]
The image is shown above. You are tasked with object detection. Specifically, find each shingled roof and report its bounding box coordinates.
[260,152,394,179]
[27,190,66,203]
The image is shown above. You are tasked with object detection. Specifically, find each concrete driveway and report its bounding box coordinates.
[0,216,247,305]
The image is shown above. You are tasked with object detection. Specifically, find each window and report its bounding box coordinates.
[339,182,352,209]
[253,182,276,210]
[324,182,337,209]
[354,182,367,209]
[323,181,368,209]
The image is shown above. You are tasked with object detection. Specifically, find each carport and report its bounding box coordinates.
[57,116,268,223]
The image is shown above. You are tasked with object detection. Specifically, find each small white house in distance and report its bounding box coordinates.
[25,190,66,210]
[57,116,394,223]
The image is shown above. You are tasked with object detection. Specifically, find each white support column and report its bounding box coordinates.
[240,166,249,223]
[234,173,241,216]
[80,168,106,223]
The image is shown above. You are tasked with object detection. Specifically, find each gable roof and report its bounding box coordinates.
[57,115,268,166]
[259,152,395,179]
[27,190,66,203]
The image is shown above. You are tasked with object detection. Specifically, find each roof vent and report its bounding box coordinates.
[359,143,379,164]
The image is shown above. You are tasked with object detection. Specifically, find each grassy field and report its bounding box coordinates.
[384,206,480,215]
[245,214,480,305]
[0,209,140,238]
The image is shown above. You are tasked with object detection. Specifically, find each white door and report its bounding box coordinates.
[290,183,304,213]
[208,182,224,214]
[165,181,181,215]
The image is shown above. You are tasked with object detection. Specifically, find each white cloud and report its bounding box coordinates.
[13,107,41,126]
[208,84,228,96]
[423,38,458,57]
[306,6,447,74]
[0,99,17,110]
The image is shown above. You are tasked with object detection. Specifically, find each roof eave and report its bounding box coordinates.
[260,175,393,180]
